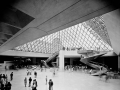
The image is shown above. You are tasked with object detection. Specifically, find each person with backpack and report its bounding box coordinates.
[48,79,53,90]
[32,79,37,90]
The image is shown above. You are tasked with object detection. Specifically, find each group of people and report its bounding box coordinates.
[25,70,54,90]
[65,65,119,82]
[64,65,88,72]
[0,72,13,90]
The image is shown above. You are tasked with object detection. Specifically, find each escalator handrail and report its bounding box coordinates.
[51,62,56,67]
[88,63,102,69]
[80,59,100,69]
[80,57,108,70]
[42,60,49,68]
[89,61,108,69]
[90,61,103,66]
[43,51,59,68]
[46,52,59,63]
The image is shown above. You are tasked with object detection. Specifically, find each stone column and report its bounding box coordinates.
[33,58,36,65]
[70,58,73,65]
[59,50,64,71]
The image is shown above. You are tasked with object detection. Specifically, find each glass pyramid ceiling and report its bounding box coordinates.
[13,16,113,54]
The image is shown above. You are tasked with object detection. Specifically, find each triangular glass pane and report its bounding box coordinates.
[13,16,113,53]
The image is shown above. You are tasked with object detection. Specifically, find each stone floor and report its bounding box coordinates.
[2,69,120,90]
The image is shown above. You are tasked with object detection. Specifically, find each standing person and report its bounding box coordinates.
[45,76,47,85]
[4,80,8,90]
[32,79,37,90]
[29,77,32,87]
[33,79,37,87]
[10,72,13,81]
[27,70,29,76]
[0,83,4,90]
[3,74,6,81]
[53,69,55,76]
[24,77,27,87]
[48,79,53,90]
[5,74,8,81]
[7,82,12,90]
[34,71,37,78]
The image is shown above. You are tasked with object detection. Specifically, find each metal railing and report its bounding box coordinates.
[89,61,108,69]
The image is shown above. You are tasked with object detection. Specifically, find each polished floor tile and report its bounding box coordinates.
[2,69,120,90]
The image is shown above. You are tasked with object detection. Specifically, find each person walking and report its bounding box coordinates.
[24,77,27,87]
[4,80,8,90]
[5,74,8,81]
[34,71,37,78]
[53,70,55,76]
[45,76,47,85]
[32,79,37,90]
[29,77,32,87]
[48,79,53,90]
[27,70,29,76]
[0,82,4,90]
[10,72,13,81]
[7,82,12,90]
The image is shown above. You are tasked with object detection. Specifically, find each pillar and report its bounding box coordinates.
[33,58,36,65]
[59,50,64,71]
[70,58,73,65]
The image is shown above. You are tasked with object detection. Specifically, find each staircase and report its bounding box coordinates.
[80,53,108,75]
[42,51,59,68]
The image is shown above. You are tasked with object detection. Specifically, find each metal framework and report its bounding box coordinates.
[13,16,113,54]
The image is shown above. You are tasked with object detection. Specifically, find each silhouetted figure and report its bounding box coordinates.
[53,70,55,76]
[34,71,37,78]
[7,82,12,90]
[48,79,53,90]
[10,72,13,81]
[3,74,6,80]
[105,72,111,82]
[63,47,65,50]
[24,77,27,87]
[0,74,2,80]
[0,83,4,90]
[5,74,8,81]
[27,70,29,76]
[5,66,8,71]
[29,77,32,87]
[5,81,8,90]
[32,79,37,90]
[46,76,47,85]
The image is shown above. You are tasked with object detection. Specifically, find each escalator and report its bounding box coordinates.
[80,53,108,75]
[52,62,58,68]
[89,61,108,69]
[42,61,50,68]
[42,51,59,68]
[89,61,108,75]
[90,68,107,76]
